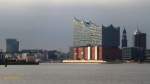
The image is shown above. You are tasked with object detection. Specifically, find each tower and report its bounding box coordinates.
[133,28,146,62]
[6,39,19,53]
[121,28,127,48]
[134,29,146,49]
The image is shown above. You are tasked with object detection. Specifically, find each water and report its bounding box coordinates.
[0,63,150,84]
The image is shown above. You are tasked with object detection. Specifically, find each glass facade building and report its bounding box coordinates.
[73,18,121,61]
[134,29,146,49]
[102,25,120,48]
[73,18,120,48]
[73,18,101,47]
[6,39,19,53]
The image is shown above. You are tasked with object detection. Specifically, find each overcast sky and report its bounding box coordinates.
[0,0,150,52]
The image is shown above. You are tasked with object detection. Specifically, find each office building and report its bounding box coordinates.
[47,50,60,60]
[101,25,121,61]
[6,39,19,53]
[145,49,150,61]
[0,50,4,64]
[122,47,144,61]
[102,24,120,48]
[134,29,146,49]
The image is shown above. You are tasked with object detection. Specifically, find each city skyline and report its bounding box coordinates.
[0,0,150,52]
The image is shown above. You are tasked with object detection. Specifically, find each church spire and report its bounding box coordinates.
[122,28,127,48]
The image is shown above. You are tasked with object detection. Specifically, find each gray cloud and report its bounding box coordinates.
[0,0,150,52]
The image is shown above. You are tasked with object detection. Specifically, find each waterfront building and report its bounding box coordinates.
[145,49,150,61]
[122,47,144,61]
[134,29,146,49]
[133,29,146,61]
[0,50,4,64]
[101,25,121,61]
[73,18,121,61]
[102,24,120,48]
[6,39,19,53]
[73,46,121,61]
[47,50,61,60]
[73,18,120,48]
[73,17,101,47]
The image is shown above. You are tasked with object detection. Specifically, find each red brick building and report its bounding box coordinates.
[73,46,121,61]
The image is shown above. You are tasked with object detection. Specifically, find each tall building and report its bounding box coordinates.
[102,24,120,48]
[101,25,121,61]
[73,18,120,48]
[6,39,19,53]
[121,29,147,62]
[133,29,146,62]
[0,50,4,64]
[134,29,146,49]
[73,18,121,61]
[73,17,101,47]
[121,28,127,48]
